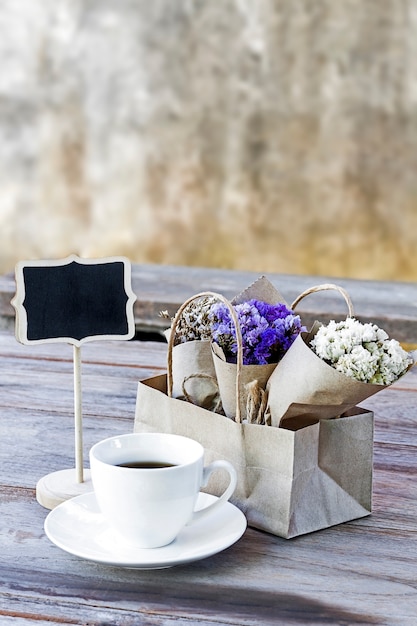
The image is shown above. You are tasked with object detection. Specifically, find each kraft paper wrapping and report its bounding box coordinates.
[212,342,276,421]
[267,324,395,430]
[134,375,374,538]
[231,275,287,306]
[168,337,218,408]
[211,276,287,421]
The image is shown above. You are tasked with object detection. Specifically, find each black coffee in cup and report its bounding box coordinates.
[116,461,177,469]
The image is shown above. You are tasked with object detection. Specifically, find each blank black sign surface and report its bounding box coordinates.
[14,257,136,345]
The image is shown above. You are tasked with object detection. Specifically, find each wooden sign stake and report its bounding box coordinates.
[74,345,84,484]
[12,255,137,509]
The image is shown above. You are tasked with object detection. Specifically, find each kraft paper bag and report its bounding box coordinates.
[134,284,374,538]
[134,374,374,538]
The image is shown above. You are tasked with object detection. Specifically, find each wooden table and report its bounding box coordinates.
[1,266,417,625]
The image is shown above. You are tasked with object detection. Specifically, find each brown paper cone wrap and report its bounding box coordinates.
[267,329,384,429]
[164,329,217,409]
[266,284,409,429]
[212,343,277,421]
[210,276,288,421]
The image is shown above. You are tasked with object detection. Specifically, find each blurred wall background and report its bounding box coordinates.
[1,0,417,281]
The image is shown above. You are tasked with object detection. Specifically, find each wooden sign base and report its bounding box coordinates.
[36,469,93,510]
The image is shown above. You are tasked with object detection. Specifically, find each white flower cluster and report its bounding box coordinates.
[310,318,413,385]
[173,296,217,344]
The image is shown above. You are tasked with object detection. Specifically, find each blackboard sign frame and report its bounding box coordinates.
[13,254,137,347]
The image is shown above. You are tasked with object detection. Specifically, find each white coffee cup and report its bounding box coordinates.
[89,432,237,548]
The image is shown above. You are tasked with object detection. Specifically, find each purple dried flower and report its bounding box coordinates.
[210,299,305,365]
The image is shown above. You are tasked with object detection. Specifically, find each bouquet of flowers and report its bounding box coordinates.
[208,278,305,422]
[267,312,414,429]
[310,318,412,385]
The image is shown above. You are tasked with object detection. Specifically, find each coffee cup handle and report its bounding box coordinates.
[192,460,237,522]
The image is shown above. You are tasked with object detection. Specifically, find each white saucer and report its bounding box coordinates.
[44,492,247,569]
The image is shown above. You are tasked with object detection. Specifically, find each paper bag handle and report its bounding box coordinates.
[291,283,354,318]
[167,291,244,422]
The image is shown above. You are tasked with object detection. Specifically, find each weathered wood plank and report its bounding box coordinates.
[1,264,416,341]
[0,348,166,432]
[1,361,160,415]
[362,386,417,445]
[1,480,416,626]
[0,408,136,488]
[0,326,168,368]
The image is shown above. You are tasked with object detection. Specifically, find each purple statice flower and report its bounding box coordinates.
[210,299,305,365]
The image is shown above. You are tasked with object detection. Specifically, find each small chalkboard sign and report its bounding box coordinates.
[13,254,136,346]
[12,255,137,509]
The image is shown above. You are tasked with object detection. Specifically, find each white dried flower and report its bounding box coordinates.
[310,318,412,385]
[171,296,217,344]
